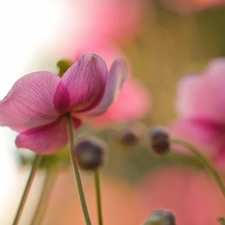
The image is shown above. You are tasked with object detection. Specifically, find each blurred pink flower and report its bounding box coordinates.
[67,0,145,42]
[96,78,150,124]
[160,0,225,12]
[0,53,127,154]
[44,172,144,225]
[138,167,225,225]
[169,59,225,166]
[73,38,151,125]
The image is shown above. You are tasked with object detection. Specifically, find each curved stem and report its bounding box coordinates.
[13,154,42,225]
[171,138,225,199]
[29,166,57,225]
[66,114,92,225]
[94,170,103,225]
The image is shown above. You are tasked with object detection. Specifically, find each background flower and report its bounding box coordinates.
[138,166,225,225]
[43,171,144,225]
[66,0,145,42]
[169,59,225,167]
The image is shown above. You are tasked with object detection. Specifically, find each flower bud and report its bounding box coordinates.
[148,127,170,155]
[118,128,140,147]
[72,136,108,171]
[57,59,73,77]
[141,210,176,225]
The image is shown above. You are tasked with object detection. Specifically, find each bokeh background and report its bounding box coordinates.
[1,0,225,224]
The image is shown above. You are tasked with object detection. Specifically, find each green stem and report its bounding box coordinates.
[29,166,57,225]
[13,154,42,225]
[66,114,92,225]
[171,138,225,199]
[94,170,103,225]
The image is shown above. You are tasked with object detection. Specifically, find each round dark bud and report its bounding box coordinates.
[148,127,170,155]
[142,210,176,225]
[119,129,140,147]
[73,136,108,171]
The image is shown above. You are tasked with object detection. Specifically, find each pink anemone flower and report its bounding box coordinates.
[169,59,225,167]
[0,53,127,154]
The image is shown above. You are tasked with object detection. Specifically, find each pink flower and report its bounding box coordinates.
[160,0,225,12]
[169,59,225,166]
[138,167,225,225]
[73,38,151,124]
[44,172,144,225]
[67,0,145,42]
[0,53,127,154]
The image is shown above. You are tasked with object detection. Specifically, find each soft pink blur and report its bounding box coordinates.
[169,59,225,167]
[96,78,150,124]
[138,166,225,225]
[44,171,144,225]
[160,0,225,12]
[73,38,151,125]
[67,0,145,42]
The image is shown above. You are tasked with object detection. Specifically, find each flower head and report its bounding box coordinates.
[169,59,225,166]
[0,53,127,154]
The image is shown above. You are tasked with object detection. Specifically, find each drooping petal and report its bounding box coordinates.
[0,72,61,132]
[83,59,127,116]
[59,53,108,112]
[16,117,68,154]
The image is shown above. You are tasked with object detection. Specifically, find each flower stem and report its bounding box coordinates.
[66,114,92,225]
[94,170,103,225]
[171,138,225,199]
[13,154,42,225]
[29,166,57,225]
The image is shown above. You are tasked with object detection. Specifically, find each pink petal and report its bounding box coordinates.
[0,72,60,132]
[204,59,225,122]
[169,118,224,154]
[176,75,211,119]
[16,118,68,155]
[83,59,127,116]
[58,53,107,112]
[211,141,225,168]
[205,58,225,76]
[176,59,225,122]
